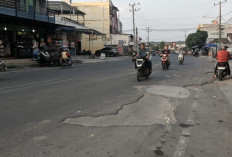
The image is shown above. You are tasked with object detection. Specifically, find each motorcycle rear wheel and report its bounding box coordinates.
[219,73,223,81]
[162,63,165,70]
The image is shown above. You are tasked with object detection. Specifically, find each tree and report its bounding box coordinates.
[150,45,159,51]
[186,30,208,48]
[159,41,165,50]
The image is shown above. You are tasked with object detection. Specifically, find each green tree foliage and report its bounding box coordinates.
[150,45,159,51]
[159,41,166,50]
[186,30,208,48]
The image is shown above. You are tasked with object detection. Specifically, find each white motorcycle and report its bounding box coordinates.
[178,52,184,64]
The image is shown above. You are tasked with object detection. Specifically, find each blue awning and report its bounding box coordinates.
[203,43,218,48]
[57,25,76,31]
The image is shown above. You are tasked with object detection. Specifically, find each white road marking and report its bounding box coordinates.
[0,78,63,90]
[173,102,198,157]
[0,79,72,94]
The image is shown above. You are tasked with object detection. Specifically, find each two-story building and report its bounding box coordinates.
[47,0,105,55]
[71,0,123,54]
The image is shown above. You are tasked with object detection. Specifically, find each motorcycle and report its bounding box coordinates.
[32,48,40,61]
[217,63,229,81]
[38,49,60,66]
[160,54,170,70]
[136,55,152,81]
[178,52,184,64]
[60,49,73,68]
[192,50,199,57]
[0,60,6,72]
[38,50,51,66]
[132,52,136,62]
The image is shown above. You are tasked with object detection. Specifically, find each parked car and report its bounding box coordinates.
[95,47,119,57]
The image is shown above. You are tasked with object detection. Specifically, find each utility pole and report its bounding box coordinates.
[184,30,188,48]
[136,27,138,52]
[129,3,140,52]
[148,27,150,47]
[141,27,152,47]
[214,0,227,50]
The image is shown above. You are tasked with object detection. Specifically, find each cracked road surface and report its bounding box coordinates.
[1,55,232,157]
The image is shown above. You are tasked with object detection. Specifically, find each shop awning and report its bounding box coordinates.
[75,26,105,36]
[57,25,76,31]
[55,16,105,36]
[203,43,218,48]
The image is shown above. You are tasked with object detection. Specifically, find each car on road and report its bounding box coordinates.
[151,50,156,56]
[95,47,119,57]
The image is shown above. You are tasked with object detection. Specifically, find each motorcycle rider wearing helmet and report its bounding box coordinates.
[136,43,152,73]
[214,45,231,78]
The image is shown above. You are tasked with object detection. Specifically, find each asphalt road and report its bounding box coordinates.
[1,55,232,157]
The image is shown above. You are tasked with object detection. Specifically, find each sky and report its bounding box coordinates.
[73,0,232,42]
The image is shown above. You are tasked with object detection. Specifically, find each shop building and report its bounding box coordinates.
[0,0,56,58]
[47,1,105,55]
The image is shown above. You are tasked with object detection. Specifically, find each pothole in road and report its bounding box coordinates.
[63,85,189,127]
[64,94,176,127]
[139,85,191,99]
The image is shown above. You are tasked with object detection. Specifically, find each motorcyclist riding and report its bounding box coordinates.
[136,43,152,73]
[161,45,171,64]
[214,45,231,79]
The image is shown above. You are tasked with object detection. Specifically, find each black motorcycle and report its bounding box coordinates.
[38,49,60,66]
[136,56,152,81]
[217,63,229,81]
[60,57,73,68]
[192,50,199,57]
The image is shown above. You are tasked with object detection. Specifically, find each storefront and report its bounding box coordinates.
[0,14,57,58]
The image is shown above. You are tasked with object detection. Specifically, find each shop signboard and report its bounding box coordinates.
[208,31,227,39]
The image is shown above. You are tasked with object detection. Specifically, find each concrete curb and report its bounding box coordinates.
[1,56,129,69]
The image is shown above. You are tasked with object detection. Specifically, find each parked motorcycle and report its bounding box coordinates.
[32,49,40,61]
[38,49,60,66]
[0,60,6,72]
[178,52,184,64]
[136,56,152,81]
[192,50,199,57]
[217,63,229,81]
[160,54,170,70]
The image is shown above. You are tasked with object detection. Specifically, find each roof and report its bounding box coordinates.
[55,16,105,36]
[47,1,85,15]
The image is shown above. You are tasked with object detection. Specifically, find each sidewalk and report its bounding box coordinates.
[200,55,232,64]
[1,55,130,69]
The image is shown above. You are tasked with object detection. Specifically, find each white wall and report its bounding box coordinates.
[105,34,132,46]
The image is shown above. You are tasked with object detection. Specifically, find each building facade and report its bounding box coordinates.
[71,0,120,53]
[198,20,232,44]
[0,0,56,57]
[47,1,105,55]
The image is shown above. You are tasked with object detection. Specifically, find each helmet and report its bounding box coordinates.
[222,45,228,50]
